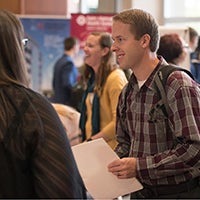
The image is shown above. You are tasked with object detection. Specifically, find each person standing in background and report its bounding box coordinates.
[108,8,200,199]
[190,36,200,83]
[188,27,200,82]
[188,26,199,54]
[189,27,200,83]
[0,9,86,199]
[79,32,128,149]
[157,33,188,66]
[52,36,79,106]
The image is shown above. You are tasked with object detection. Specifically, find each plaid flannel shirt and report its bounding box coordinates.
[115,59,200,186]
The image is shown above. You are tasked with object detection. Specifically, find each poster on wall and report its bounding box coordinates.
[70,13,114,49]
[70,13,114,68]
[20,17,70,94]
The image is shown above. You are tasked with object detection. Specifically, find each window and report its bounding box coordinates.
[164,0,200,33]
[80,0,99,13]
[68,0,99,14]
[164,0,200,18]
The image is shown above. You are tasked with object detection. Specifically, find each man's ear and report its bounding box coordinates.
[140,34,150,48]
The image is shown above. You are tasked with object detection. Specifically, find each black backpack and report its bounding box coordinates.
[154,64,195,117]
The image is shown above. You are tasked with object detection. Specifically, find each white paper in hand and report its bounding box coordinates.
[72,138,143,199]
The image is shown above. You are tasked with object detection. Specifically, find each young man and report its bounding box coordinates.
[108,8,200,199]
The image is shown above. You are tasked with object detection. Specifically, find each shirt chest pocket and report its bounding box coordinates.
[147,100,170,147]
[148,100,167,122]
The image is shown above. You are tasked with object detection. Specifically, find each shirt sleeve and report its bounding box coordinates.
[114,84,132,158]
[61,62,78,88]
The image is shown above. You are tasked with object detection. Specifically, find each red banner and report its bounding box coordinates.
[70,13,114,49]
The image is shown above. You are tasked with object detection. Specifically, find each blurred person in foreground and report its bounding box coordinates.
[157,33,188,66]
[79,32,128,149]
[52,36,79,107]
[0,9,86,199]
[108,8,200,199]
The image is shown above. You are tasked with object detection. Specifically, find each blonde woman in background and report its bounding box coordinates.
[79,32,128,149]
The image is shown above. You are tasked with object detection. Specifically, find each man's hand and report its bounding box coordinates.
[107,157,137,179]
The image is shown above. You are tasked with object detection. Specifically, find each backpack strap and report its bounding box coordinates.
[158,64,194,86]
[154,64,194,117]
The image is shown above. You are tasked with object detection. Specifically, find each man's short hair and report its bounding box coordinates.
[64,36,78,51]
